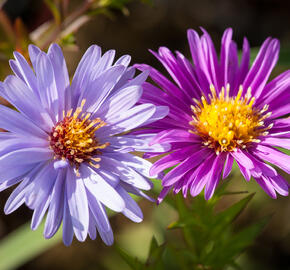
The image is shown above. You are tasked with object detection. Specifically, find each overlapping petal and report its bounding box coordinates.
[0,44,167,245]
[137,28,290,202]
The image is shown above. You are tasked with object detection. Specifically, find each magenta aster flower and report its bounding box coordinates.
[136,28,290,203]
[0,44,169,245]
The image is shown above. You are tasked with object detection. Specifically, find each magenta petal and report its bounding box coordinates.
[157,186,171,205]
[162,148,212,187]
[269,175,289,196]
[189,154,216,197]
[150,145,201,176]
[255,144,290,174]
[150,129,200,145]
[230,149,255,170]
[220,28,233,87]
[223,153,234,179]
[204,153,226,200]
[233,37,250,94]
[260,137,290,150]
[255,176,277,198]
[236,161,251,181]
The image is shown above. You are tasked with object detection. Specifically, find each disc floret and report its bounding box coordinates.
[49,100,109,169]
[189,84,273,153]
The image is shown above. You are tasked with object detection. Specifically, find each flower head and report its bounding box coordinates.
[136,28,290,203]
[0,44,169,245]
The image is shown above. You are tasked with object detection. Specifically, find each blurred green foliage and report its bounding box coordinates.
[117,185,269,270]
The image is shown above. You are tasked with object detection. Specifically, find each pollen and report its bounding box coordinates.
[189,84,272,153]
[49,99,109,170]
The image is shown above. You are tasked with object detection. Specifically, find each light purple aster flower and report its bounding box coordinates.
[0,44,169,245]
[135,28,290,203]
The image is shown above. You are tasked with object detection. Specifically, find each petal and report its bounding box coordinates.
[187,29,212,92]
[269,174,289,196]
[0,135,48,157]
[150,129,200,145]
[47,43,70,115]
[101,156,152,190]
[2,75,54,131]
[200,27,220,89]
[220,28,233,87]
[190,153,216,197]
[0,148,52,174]
[255,144,290,174]
[44,170,65,238]
[97,85,143,120]
[66,168,89,242]
[260,137,290,150]
[28,44,41,70]
[35,52,59,121]
[26,162,57,210]
[103,152,154,179]
[71,45,102,105]
[4,176,33,214]
[62,189,74,246]
[106,134,170,153]
[155,47,197,102]
[88,211,97,240]
[243,38,280,98]
[87,191,111,232]
[116,185,143,223]
[231,149,255,170]
[141,105,169,127]
[82,166,125,212]
[267,91,290,119]
[150,144,201,176]
[255,176,277,198]
[0,105,48,138]
[162,147,212,187]
[204,153,226,200]
[89,49,116,80]
[237,161,251,181]
[10,51,38,92]
[157,186,171,204]
[102,104,156,136]
[115,54,131,67]
[80,65,126,113]
[257,70,290,106]
[223,153,233,179]
[233,37,250,95]
[0,175,23,192]
[135,63,189,106]
[0,161,42,185]
[31,194,51,230]
[95,220,114,246]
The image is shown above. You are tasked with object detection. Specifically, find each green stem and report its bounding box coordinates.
[175,194,196,252]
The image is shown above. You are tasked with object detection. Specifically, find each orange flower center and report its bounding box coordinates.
[49,100,109,171]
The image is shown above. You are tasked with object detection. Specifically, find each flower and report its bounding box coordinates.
[135,28,290,203]
[0,44,169,245]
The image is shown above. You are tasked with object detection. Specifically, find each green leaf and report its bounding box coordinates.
[221,216,270,261]
[115,245,144,270]
[278,48,290,67]
[146,237,165,269]
[211,193,255,235]
[148,236,160,255]
[0,222,61,270]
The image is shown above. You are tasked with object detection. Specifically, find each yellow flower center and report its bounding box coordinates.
[49,100,109,171]
[189,84,272,153]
